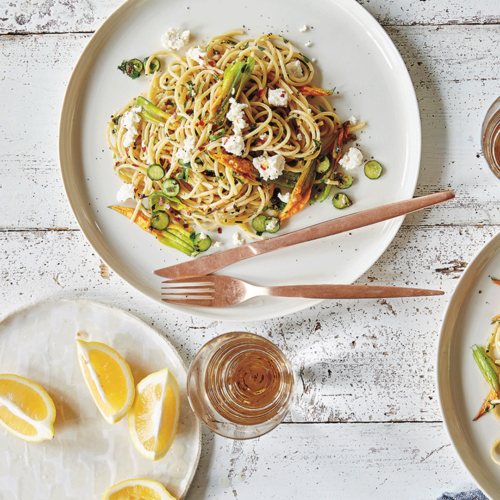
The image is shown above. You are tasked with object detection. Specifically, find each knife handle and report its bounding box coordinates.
[264,284,444,299]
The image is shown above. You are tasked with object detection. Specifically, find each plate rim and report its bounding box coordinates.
[436,231,500,500]
[58,0,421,321]
[0,296,202,500]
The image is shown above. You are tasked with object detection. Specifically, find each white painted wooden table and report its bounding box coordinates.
[2,0,500,498]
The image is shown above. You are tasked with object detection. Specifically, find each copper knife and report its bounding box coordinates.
[154,190,455,280]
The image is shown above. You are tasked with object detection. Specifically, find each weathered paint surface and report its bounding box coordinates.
[1,0,495,497]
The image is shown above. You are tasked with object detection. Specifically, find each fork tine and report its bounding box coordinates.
[162,294,215,300]
[161,281,214,287]
[161,287,215,293]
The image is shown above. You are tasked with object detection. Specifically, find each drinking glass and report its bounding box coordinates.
[187,332,295,439]
[482,97,500,179]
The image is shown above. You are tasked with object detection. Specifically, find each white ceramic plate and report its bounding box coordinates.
[59,0,420,321]
[438,231,500,500]
[0,299,201,500]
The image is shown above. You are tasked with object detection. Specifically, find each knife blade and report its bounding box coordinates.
[154,190,455,280]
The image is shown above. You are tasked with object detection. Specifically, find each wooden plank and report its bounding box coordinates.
[0,0,499,34]
[1,26,499,230]
[0,225,495,423]
[189,423,474,500]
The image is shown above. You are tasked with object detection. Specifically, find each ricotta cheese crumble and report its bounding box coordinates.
[226,98,248,134]
[286,60,304,79]
[222,135,246,156]
[278,192,291,203]
[233,233,245,246]
[117,183,135,202]
[175,135,197,164]
[268,88,289,107]
[122,106,142,148]
[222,98,248,156]
[161,28,190,50]
[338,147,364,171]
[186,46,208,64]
[252,153,286,181]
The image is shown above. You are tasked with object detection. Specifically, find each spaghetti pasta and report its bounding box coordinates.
[107,30,365,253]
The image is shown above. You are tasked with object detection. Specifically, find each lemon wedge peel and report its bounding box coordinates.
[76,339,135,425]
[102,478,176,500]
[0,374,56,443]
[128,368,181,461]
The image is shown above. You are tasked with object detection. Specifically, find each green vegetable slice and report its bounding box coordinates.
[117,59,143,79]
[264,217,280,233]
[252,215,268,233]
[150,211,170,230]
[316,156,330,174]
[162,179,180,197]
[310,184,332,204]
[144,56,161,72]
[147,164,165,181]
[194,233,212,252]
[333,173,354,189]
[364,160,383,179]
[333,193,353,209]
[148,191,168,211]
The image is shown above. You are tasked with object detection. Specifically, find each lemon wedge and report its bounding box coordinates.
[128,368,180,461]
[0,374,56,442]
[76,339,135,424]
[102,478,176,500]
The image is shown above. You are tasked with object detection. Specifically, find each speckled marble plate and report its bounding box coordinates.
[0,299,201,500]
[438,231,500,500]
[59,0,420,321]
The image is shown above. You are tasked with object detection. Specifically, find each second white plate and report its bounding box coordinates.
[59,0,421,321]
[438,231,500,500]
[0,299,201,500]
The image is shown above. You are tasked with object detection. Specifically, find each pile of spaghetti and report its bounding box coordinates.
[107,30,364,256]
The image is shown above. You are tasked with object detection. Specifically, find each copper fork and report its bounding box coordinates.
[161,275,444,308]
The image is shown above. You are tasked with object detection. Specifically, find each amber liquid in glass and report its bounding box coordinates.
[204,337,294,426]
[483,109,500,176]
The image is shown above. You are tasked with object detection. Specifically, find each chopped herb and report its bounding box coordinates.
[249,123,258,130]
[112,115,122,125]
[178,159,192,168]
[227,39,238,45]
[313,139,321,148]
[258,46,266,51]
[299,53,310,64]
[176,167,190,182]
[189,232,197,241]
[283,37,289,43]
[319,105,326,113]
[276,129,283,141]
[112,129,116,134]
[256,231,263,236]
[241,42,249,50]
[213,73,220,81]
[187,81,197,98]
